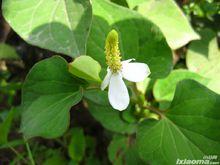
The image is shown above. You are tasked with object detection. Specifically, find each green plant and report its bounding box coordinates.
[0,0,220,164]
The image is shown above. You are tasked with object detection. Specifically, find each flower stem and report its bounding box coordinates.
[23,137,35,165]
[131,82,164,119]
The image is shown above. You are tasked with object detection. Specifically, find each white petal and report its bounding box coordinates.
[122,62,150,82]
[108,73,129,111]
[101,69,112,90]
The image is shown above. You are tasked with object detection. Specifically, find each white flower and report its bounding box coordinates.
[101,59,150,111]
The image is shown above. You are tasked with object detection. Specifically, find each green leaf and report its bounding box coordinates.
[137,80,220,164]
[122,106,137,124]
[84,136,100,165]
[69,56,101,83]
[108,135,127,164]
[21,56,83,139]
[0,139,24,149]
[2,0,92,57]
[68,128,86,162]
[125,0,144,8]
[0,43,19,60]
[110,0,128,7]
[85,136,96,156]
[108,135,144,165]
[186,29,219,79]
[0,109,14,145]
[87,0,172,78]
[206,78,220,95]
[153,69,209,102]
[84,90,137,134]
[85,158,101,165]
[136,78,150,95]
[186,29,220,94]
[126,0,200,49]
[43,150,67,165]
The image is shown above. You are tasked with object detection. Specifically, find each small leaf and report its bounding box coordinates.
[69,56,101,83]
[127,0,200,49]
[84,90,137,134]
[68,128,86,162]
[21,56,83,139]
[137,80,220,164]
[0,43,19,60]
[2,0,92,57]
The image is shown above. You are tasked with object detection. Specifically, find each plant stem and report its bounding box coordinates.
[23,137,35,165]
[9,146,28,163]
[55,138,67,149]
[143,105,164,119]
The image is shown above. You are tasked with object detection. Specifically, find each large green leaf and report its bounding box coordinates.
[186,29,220,94]
[87,0,172,78]
[137,80,220,164]
[0,43,19,60]
[21,56,83,139]
[153,69,209,102]
[126,0,200,49]
[69,56,101,83]
[2,0,92,57]
[84,90,137,134]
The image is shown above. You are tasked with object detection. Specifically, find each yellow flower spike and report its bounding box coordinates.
[105,29,122,73]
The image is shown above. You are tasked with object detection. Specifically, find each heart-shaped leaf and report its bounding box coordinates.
[2,0,92,57]
[21,56,83,139]
[137,80,220,164]
[126,0,200,49]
